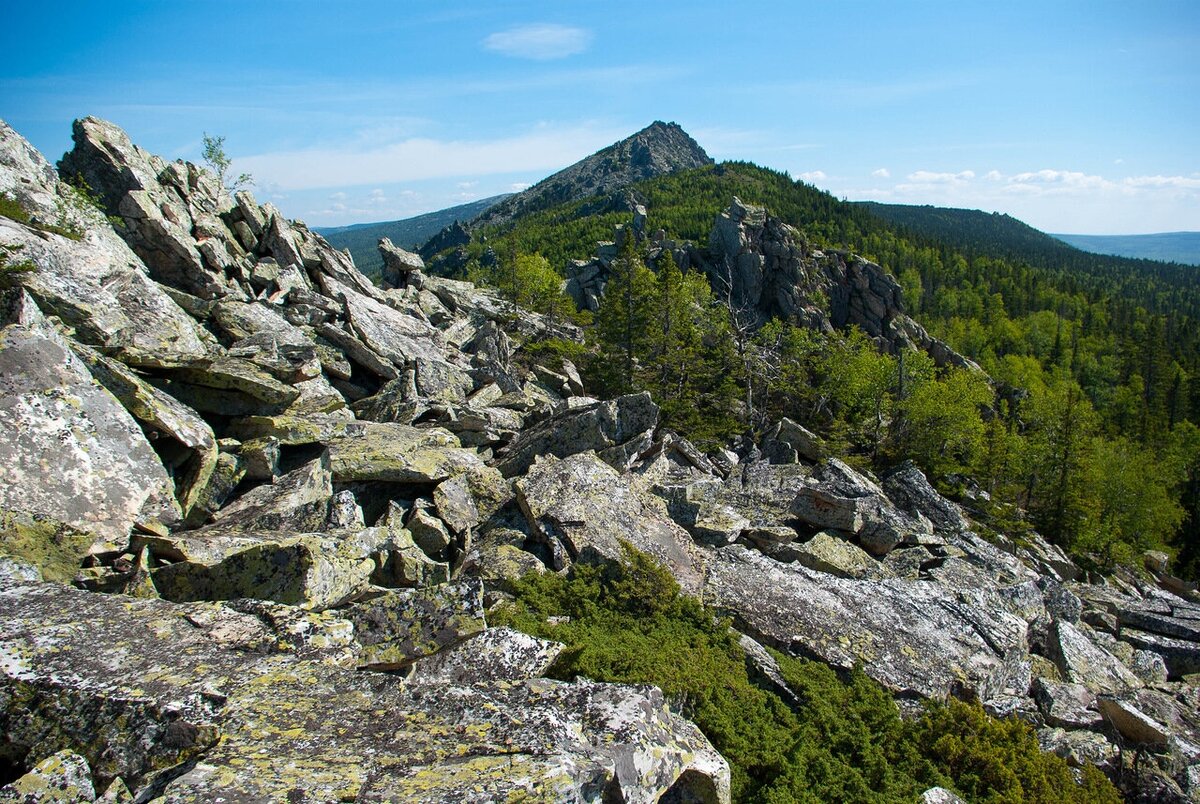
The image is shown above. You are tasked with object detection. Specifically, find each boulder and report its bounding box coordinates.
[792,460,929,555]
[0,578,730,803]
[786,531,885,579]
[343,579,487,671]
[0,315,179,553]
[1038,727,1119,771]
[515,452,708,595]
[0,749,96,802]
[228,416,484,484]
[496,392,659,477]
[882,461,969,533]
[1032,678,1102,729]
[1047,620,1142,693]
[378,237,425,290]
[1119,628,1200,678]
[705,544,1023,699]
[198,454,332,533]
[1097,696,1171,747]
[408,626,563,684]
[152,531,376,610]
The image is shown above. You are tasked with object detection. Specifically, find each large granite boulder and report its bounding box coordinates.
[705,544,1025,699]
[496,392,659,477]
[515,452,708,595]
[0,312,178,560]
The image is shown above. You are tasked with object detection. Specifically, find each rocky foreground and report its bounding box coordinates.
[0,117,1198,802]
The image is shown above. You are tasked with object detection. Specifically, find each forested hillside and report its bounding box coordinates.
[317,193,509,278]
[440,161,1200,580]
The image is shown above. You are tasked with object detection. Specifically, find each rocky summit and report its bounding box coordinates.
[470,121,712,231]
[0,116,1198,802]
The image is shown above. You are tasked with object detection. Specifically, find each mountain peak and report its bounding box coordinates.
[471,121,712,230]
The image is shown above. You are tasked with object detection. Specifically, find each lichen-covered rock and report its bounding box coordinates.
[228,416,483,484]
[1047,620,1142,693]
[1037,727,1119,771]
[0,317,179,552]
[1097,695,1171,746]
[515,452,708,595]
[0,749,96,802]
[1032,678,1101,729]
[152,531,375,610]
[705,544,1024,699]
[883,461,969,533]
[785,530,885,579]
[1,578,729,803]
[409,626,562,684]
[200,453,332,533]
[496,392,659,477]
[342,579,487,671]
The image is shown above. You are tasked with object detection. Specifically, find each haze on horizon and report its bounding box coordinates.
[2,0,1196,235]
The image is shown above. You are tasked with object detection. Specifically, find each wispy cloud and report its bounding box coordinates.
[238,123,627,191]
[843,167,1200,233]
[871,167,890,178]
[799,170,827,182]
[483,24,592,60]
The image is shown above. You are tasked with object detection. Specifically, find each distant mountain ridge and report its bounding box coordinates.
[316,194,510,277]
[469,121,712,231]
[1051,232,1200,266]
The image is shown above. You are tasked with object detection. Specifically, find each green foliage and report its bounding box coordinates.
[0,192,32,225]
[493,546,1120,802]
[894,366,994,478]
[911,698,1121,804]
[0,243,37,289]
[202,133,253,191]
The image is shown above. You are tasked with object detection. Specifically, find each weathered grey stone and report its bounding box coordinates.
[0,749,96,802]
[1032,678,1101,728]
[920,788,967,804]
[883,461,969,533]
[0,318,179,552]
[344,579,486,671]
[409,626,562,684]
[497,392,659,477]
[378,237,425,290]
[1098,696,1171,746]
[433,473,481,535]
[1,578,729,803]
[1038,727,1118,770]
[200,454,332,533]
[516,452,708,595]
[373,502,450,588]
[1048,620,1142,693]
[771,417,824,462]
[1131,649,1171,685]
[705,544,1024,699]
[1120,628,1200,678]
[327,489,365,530]
[786,531,885,579]
[406,507,453,558]
[70,341,217,518]
[152,531,375,610]
[228,416,483,484]
[181,451,245,529]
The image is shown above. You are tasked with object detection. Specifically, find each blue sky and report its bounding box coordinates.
[3,1,1197,234]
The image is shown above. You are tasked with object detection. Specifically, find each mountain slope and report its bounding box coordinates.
[316,194,510,278]
[471,121,712,231]
[1052,231,1200,266]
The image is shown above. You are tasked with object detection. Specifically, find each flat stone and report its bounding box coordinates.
[343,579,486,671]
[1098,696,1171,747]
[0,749,95,802]
[408,626,562,684]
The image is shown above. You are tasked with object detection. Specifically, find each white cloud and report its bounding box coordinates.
[483,24,591,60]
[836,166,1200,233]
[239,123,625,191]
[369,188,386,198]
[329,191,347,200]
[871,167,890,178]
[799,170,827,182]
[1122,175,1200,189]
[905,170,975,184]
[510,182,531,191]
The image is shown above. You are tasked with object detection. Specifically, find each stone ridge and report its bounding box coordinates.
[468,121,712,231]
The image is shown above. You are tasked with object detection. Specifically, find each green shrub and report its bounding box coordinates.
[492,544,1122,803]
